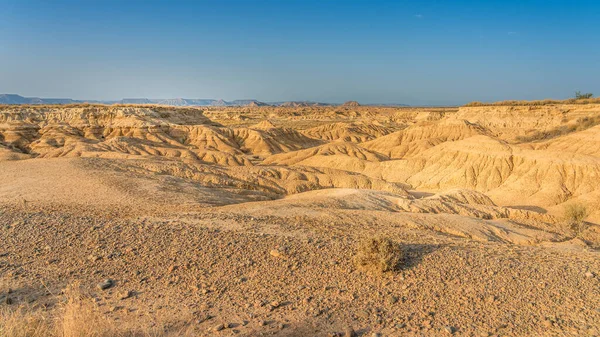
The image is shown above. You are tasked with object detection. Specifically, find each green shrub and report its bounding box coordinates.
[575,91,593,100]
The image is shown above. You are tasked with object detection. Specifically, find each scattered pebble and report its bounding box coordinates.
[97,279,114,290]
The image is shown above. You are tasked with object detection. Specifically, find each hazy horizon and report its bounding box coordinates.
[2,0,599,105]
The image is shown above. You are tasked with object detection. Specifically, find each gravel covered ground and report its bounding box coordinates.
[1,205,599,337]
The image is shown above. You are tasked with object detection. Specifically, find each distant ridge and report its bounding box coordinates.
[0,94,87,105]
[0,94,409,107]
[269,101,332,107]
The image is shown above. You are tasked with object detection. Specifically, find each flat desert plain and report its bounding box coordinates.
[0,103,599,336]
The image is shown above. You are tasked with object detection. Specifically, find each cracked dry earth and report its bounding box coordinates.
[1,104,600,336]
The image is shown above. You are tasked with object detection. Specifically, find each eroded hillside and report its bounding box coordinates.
[1,103,599,336]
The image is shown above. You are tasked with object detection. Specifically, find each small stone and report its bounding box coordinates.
[213,324,225,331]
[227,323,236,329]
[371,333,382,337]
[585,272,594,278]
[270,249,283,258]
[97,279,114,290]
[444,326,455,334]
[344,327,358,337]
[543,320,553,328]
[278,323,286,329]
[260,320,267,326]
[4,297,12,305]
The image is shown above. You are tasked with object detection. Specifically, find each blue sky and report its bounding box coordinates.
[1,0,599,105]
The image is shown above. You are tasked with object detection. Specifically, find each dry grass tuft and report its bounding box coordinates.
[355,236,403,273]
[57,284,115,337]
[0,283,193,337]
[564,203,589,237]
[0,307,50,337]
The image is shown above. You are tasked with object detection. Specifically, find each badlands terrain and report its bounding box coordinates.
[0,102,599,336]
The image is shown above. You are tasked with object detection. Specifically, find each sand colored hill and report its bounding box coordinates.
[263,141,388,166]
[301,122,397,143]
[362,119,489,158]
[453,103,600,141]
[1,104,599,336]
[530,123,600,156]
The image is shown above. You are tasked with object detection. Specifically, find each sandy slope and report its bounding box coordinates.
[1,104,599,336]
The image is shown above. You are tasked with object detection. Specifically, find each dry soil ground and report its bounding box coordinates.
[1,104,599,336]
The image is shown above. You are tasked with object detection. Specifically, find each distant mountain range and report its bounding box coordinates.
[0,94,409,107]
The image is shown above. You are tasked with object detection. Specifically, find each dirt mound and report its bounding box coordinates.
[0,158,268,213]
[531,124,600,157]
[379,135,513,190]
[369,135,600,209]
[251,119,277,130]
[362,119,489,158]
[229,127,321,157]
[399,189,555,224]
[219,188,559,245]
[301,122,396,143]
[341,100,360,107]
[0,143,31,160]
[263,141,387,166]
[454,104,600,141]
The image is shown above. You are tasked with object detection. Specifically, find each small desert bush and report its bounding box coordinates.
[355,236,403,273]
[575,91,593,100]
[564,203,589,237]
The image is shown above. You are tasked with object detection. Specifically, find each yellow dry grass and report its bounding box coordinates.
[0,284,193,337]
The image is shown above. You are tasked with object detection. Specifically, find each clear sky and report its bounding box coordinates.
[1,0,599,105]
